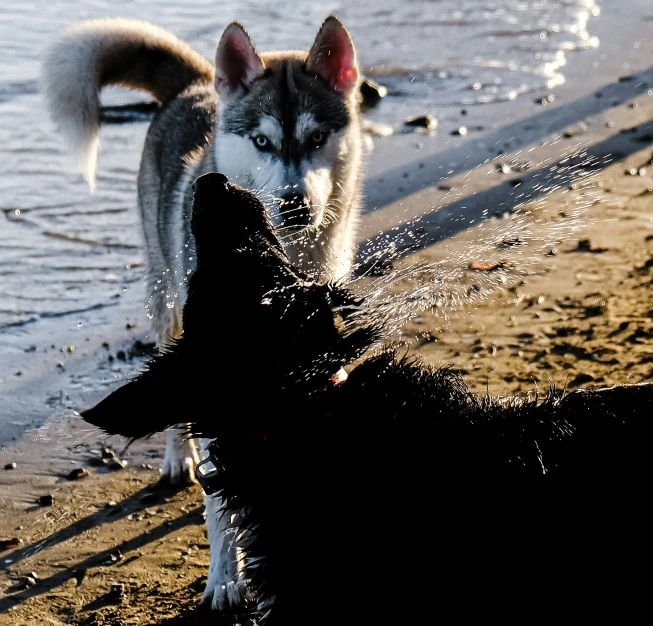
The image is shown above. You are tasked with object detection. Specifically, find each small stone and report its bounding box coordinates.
[468,259,506,271]
[451,126,467,136]
[359,78,387,111]
[577,239,608,253]
[536,94,555,105]
[4,463,16,470]
[404,115,438,130]
[38,495,54,506]
[67,468,90,480]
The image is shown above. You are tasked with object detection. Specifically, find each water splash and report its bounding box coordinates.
[350,145,602,338]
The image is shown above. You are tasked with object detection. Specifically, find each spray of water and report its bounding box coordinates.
[355,146,602,338]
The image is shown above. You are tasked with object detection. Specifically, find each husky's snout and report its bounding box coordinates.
[279,193,312,230]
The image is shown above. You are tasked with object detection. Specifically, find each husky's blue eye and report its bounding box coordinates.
[309,130,326,148]
[253,135,272,151]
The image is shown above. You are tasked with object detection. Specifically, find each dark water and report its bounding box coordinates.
[0,0,600,330]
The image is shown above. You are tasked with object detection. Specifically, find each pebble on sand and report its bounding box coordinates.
[405,115,438,130]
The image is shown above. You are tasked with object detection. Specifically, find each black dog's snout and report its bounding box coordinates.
[279,194,311,229]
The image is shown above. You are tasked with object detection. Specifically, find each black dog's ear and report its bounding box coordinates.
[81,358,184,439]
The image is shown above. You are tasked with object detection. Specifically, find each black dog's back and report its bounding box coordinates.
[221,350,651,624]
[83,173,653,624]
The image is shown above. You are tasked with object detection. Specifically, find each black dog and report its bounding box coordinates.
[83,173,652,624]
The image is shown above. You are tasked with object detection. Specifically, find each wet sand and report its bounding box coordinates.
[2,7,653,624]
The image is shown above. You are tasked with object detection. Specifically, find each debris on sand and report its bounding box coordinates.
[535,93,555,105]
[20,575,37,589]
[497,238,523,250]
[4,462,17,470]
[107,455,128,471]
[38,495,54,506]
[0,537,21,550]
[576,239,609,253]
[405,115,438,130]
[66,468,90,480]
[468,259,507,271]
[360,78,387,111]
[90,448,128,470]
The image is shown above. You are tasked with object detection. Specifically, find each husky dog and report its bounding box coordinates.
[84,174,653,623]
[43,16,363,487]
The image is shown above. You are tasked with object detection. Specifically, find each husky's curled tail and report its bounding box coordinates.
[43,19,214,188]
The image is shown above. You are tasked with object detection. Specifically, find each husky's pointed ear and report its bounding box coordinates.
[306,16,358,95]
[215,22,265,99]
[81,366,181,439]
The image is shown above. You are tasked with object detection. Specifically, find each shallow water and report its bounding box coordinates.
[0,0,600,330]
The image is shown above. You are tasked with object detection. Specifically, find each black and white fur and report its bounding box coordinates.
[44,18,362,486]
[83,174,653,623]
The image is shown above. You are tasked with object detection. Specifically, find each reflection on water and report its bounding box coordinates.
[0,0,599,328]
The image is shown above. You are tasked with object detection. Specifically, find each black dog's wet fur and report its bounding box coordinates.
[84,173,652,623]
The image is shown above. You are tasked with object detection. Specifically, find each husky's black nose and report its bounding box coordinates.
[279,194,311,230]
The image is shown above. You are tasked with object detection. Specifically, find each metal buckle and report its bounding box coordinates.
[195,442,222,495]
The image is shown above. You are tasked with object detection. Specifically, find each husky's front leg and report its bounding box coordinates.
[160,427,199,484]
[202,494,248,610]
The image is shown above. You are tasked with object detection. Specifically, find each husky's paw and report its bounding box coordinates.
[159,429,199,485]
[201,573,249,612]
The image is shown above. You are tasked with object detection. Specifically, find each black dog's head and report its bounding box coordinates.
[81,173,380,440]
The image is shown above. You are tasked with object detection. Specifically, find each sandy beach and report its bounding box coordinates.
[1,2,653,624]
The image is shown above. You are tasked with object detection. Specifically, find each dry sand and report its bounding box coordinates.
[2,11,653,625]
